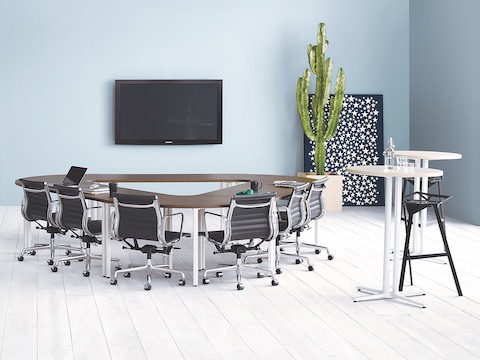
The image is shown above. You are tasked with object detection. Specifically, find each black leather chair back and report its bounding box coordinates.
[112,194,160,242]
[226,192,278,243]
[306,178,328,222]
[286,183,309,232]
[19,179,50,222]
[53,185,86,231]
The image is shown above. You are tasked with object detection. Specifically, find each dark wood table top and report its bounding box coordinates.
[16,173,314,209]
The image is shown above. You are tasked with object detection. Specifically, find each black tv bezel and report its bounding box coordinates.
[114,79,223,145]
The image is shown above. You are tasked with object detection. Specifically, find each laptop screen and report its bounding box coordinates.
[63,166,87,185]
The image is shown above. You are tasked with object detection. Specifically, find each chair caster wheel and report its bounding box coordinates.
[110,279,117,285]
[65,250,71,255]
[257,258,263,264]
[115,266,121,271]
[17,255,24,261]
[237,283,244,290]
[83,271,90,277]
[165,272,172,279]
[29,251,36,256]
[78,259,84,262]
[124,272,131,278]
[216,272,223,278]
[276,268,282,274]
[271,279,279,286]
[144,284,152,291]
[65,260,71,266]
[315,249,321,254]
[328,255,334,260]
[51,266,58,272]
[308,265,314,271]
[178,279,186,286]
[257,272,265,278]
[203,278,210,284]
[47,259,54,266]
[295,259,302,265]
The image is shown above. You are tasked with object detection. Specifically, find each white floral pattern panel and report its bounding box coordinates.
[303,94,384,206]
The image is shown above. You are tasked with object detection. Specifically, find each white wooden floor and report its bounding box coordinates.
[1,205,480,360]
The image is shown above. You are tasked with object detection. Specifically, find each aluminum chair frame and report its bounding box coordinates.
[110,193,186,290]
[244,183,312,273]
[51,185,120,277]
[202,192,280,290]
[17,179,82,265]
[288,178,334,260]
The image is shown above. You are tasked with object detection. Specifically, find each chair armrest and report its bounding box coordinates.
[48,200,59,226]
[164,211,184,224]
[204,211,227,227]
[110,210,119,240]
[203,211,226,239]
[204,211,225,220]
[164,212,184,237]
[85,205,103,223]
[276,206,289,233]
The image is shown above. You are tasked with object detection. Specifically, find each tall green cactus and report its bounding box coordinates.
[296,23,346,175]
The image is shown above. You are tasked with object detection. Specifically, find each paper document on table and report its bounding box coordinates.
[83,184,110,194]
[273,180,305,188]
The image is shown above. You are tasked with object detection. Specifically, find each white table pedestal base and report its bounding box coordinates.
[347,165,443,308]
[355,286,426,308]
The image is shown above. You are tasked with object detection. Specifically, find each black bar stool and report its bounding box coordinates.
[401,175,445,285]
[399,191,462,296]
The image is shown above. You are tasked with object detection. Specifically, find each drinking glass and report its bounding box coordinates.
[396,156,408,168]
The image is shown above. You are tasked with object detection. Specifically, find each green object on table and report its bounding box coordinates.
[236,189,254,195]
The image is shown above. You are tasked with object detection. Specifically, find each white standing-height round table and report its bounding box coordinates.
[394,151,462,254]
[347,165,443,307]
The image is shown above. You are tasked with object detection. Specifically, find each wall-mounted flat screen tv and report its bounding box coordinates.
[115,79,222,145]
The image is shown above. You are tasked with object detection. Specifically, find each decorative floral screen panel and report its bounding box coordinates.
[303,94,384,206]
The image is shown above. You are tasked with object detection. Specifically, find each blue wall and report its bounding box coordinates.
[0,0,409,204]
[410,0,480,225]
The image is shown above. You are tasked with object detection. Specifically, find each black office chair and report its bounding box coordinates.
[50,185,120,277]
[245,182,311,273]
[274,182,311,272]
[17,179,80,265]
[202,192,279,290]
[289,178,334,261]
[109,193,186,290]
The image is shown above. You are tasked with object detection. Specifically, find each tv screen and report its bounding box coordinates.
[115,80,222,145]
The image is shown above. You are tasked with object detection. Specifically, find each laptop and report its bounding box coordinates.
[59,166,87,187]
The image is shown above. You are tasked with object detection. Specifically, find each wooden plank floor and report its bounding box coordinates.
[1,205,480,360]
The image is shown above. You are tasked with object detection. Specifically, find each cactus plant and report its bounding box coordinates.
[296,23,346,175]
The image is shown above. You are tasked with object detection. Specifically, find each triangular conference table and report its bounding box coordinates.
[346,165,443,307]
[16,173,308,286]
